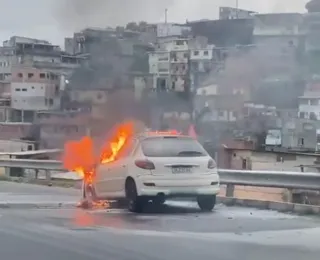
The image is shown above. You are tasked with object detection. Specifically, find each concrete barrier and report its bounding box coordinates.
[217,196,320,215]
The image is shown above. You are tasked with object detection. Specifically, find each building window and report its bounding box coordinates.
[299,112,306,118]
[171,53,177,61]
[176,40,184,45]
[97,92,102,99]
[232,111,238,118]
[218,111,224,117]
[39,73,45,79]
[310,112,317,120]
[15,88,21,91]
[18,73,23,78]
[299,99,309,105]
[298,138,304,146]
[49,98,53,106]
[183,53,188,58]
[242,159,247,169]
[204,51,209,55]
[28,73,34,79]
[310,99,318,105]
[55,85,59,95]
[22,88,27,92]
[194,51,199,56]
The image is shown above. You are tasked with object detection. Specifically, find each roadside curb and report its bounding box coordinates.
[217,196,320,215]
[0,202,78,209]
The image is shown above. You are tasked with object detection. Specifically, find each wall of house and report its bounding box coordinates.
[69,90,108,105]
[229,150,317,172]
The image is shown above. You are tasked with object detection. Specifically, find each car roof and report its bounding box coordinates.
[137,132,194,141]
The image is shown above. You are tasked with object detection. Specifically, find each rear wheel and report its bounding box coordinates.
[125,178,146,213]
[197,195,216,212]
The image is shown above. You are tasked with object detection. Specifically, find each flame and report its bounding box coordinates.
[63,136,95,183]
[63,121,135,185]
[100,121,134,164]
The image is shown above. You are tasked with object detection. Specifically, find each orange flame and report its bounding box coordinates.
[100,122,134,164]
[63,121,135,184]
[63,136,95,183]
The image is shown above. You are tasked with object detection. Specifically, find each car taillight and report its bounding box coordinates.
[208,159,216,169]
[135,159,155,170]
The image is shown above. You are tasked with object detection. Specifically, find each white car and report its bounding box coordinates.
[84,132,220,212]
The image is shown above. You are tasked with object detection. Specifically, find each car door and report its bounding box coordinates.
[101,159,123,193]
[94,162,109,196]
[114,138,138,193]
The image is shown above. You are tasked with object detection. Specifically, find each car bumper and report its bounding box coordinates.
[135,174,220,197]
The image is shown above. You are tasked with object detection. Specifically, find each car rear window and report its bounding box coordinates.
[141,137,208,157]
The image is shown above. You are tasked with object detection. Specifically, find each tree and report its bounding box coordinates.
[126,22,139,31]
[138,21,148,32]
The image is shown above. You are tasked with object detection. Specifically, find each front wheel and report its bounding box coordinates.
[81,182,98,209]
[197,195,216,212]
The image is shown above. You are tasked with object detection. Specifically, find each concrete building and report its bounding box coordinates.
[66,27,152,90]
[0,122,32,140]
[303,1,320,75]
[1,36,81,75]
[219,7,257,20]
[219,146,318,172]
[149,38,190,92]
[298,91,320,120]
[36,111,91,149]
[155,23,191,38]
[187,18,254,47]
[149,37,216,92]
[10,67,61,122]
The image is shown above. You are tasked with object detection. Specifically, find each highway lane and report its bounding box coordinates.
[0,181,80,205]
[0,204,319,260]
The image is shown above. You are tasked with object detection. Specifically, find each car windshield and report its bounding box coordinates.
[141,137,208,157]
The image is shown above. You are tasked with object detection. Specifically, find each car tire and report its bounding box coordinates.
[83,183,98,206]
[125,179,145,213]
[197,195,216,212]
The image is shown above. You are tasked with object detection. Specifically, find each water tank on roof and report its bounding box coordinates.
[306,0,320,12]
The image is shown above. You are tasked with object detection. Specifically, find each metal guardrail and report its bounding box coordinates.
[0,159,64,171]
[0,158,320,197]
[219,169,320,197]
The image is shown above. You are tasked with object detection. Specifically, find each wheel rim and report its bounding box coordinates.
[84,184,95,202]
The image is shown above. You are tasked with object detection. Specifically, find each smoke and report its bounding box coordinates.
[56,0,174,32]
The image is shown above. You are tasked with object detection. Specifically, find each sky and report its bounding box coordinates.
[0,0,309,47]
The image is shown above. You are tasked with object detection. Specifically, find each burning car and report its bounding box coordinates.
[63,121,220,213]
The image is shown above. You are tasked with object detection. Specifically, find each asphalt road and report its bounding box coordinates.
[0,203,320,260]
[0,181,80,205]
[0,182,320,260]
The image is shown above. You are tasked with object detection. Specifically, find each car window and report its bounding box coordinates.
[141,137,208,157]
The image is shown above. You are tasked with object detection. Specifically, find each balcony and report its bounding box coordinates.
[33,61,80,70]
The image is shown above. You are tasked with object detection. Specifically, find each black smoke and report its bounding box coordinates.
[56,0,174,32]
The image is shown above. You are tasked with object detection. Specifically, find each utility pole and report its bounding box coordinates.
[236,0,239,18]
[165,8,168,36]
[165,8,168,24]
